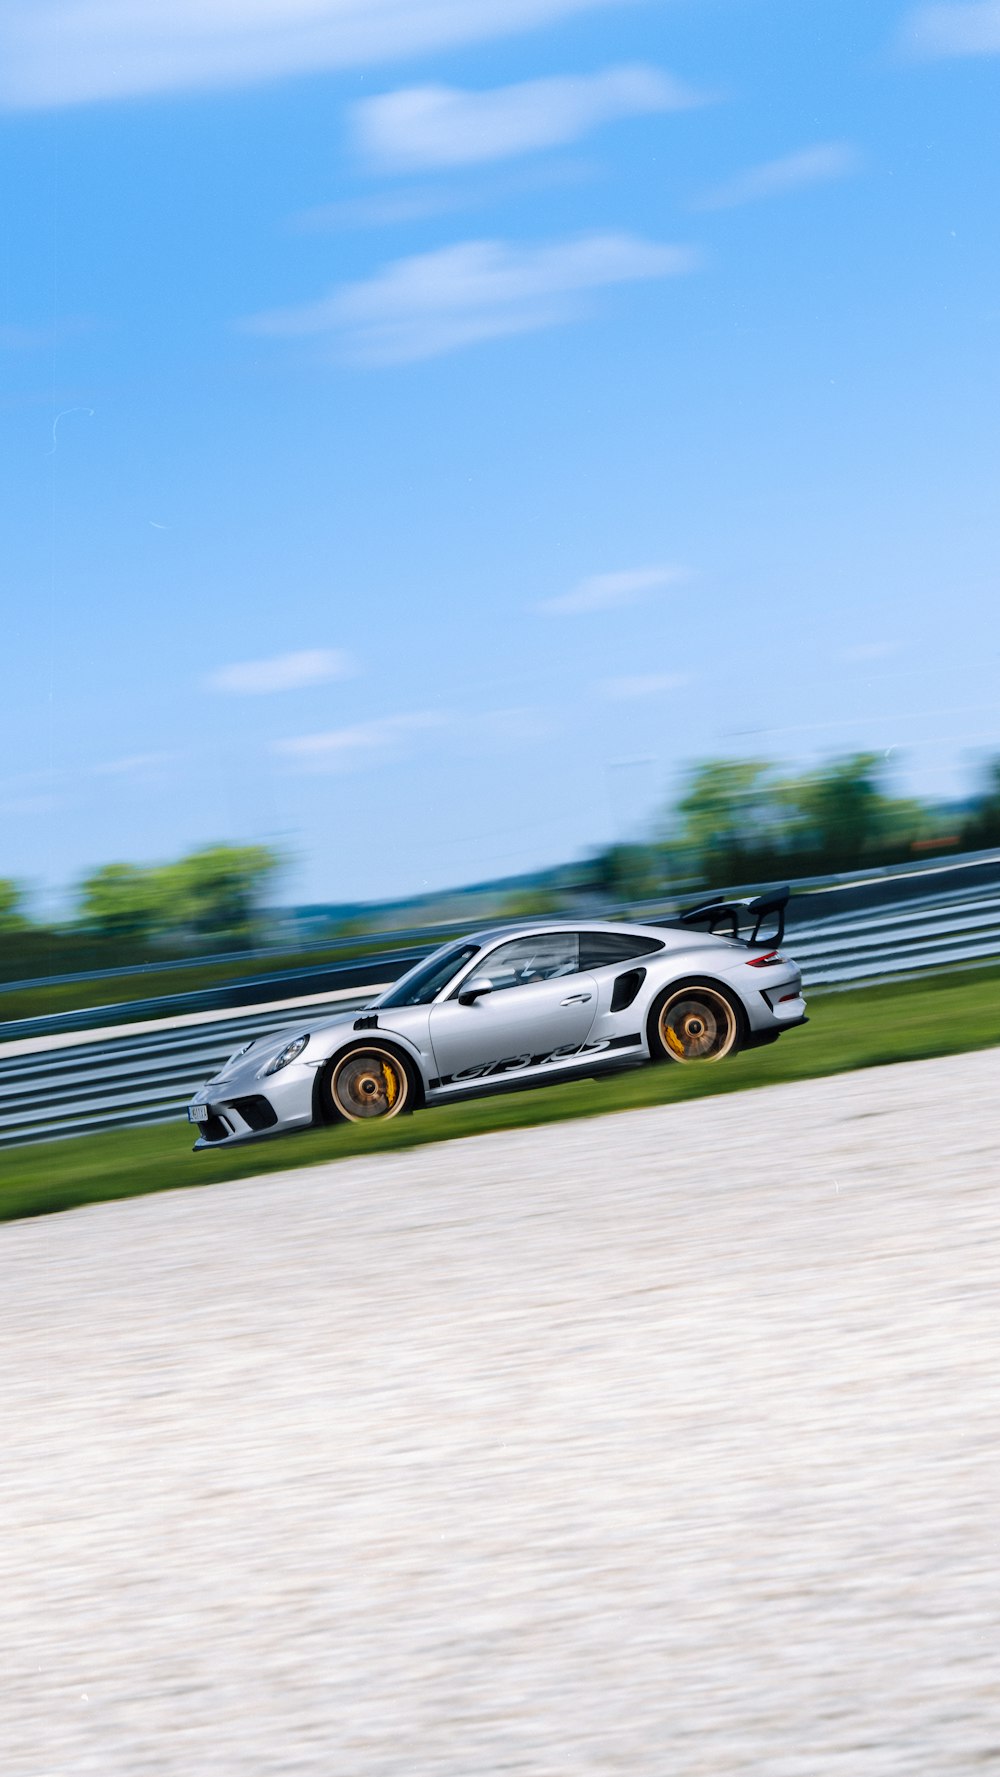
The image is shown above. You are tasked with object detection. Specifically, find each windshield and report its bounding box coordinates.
[377,942,480,1009]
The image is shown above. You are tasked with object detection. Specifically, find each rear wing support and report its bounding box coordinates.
[677,884,789,949]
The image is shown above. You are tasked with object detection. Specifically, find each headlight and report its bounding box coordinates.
[259,1034,309,1077]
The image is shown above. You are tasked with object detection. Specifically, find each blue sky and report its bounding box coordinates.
[2,0,999,911]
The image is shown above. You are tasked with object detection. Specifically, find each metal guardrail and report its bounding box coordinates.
[0,990,380,1148]
[2,886,999,1150]
[0,948,424,1045]
[787,888,1000,986]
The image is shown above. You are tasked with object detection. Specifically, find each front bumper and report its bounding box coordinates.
[189,1060,317,1149]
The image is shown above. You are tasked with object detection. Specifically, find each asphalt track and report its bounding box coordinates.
[4,1049,1000,1774]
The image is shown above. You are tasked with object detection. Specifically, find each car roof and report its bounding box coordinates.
[462,918,668,948]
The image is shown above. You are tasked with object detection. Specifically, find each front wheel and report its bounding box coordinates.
[649,984,741,1064]
[324,1045,413,1122]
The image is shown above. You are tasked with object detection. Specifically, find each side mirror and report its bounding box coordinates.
[458,976,493,1006]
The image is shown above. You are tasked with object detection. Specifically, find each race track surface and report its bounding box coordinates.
[5,1049,1000,1775]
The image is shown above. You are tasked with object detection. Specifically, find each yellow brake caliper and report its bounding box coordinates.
[665,1024,685,1057]
[382,1062,398,1108]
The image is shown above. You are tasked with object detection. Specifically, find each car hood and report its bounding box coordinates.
[210,1006,371,1083]
[263,1002,377,1054]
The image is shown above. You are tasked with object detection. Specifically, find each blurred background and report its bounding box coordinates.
[2,0,1000,976]
[2,750,1000,981]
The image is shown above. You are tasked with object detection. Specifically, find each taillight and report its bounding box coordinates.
[746,950,781,968]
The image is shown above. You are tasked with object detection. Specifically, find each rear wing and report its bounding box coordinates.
[676,884,789,949]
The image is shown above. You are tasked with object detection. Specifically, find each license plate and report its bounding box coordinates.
[188,1104,209,1125]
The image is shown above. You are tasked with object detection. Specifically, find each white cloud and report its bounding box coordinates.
[694,142,861,211]
[207,649,355,694]
[292,190,465,233]
[353,65,705,173]
[91,751,179,777]
[275,711,446,770]
[601,671,690,699]
[290,162,596,235]
[902,1,1000,55]
[244,233,700,366]
[537,564,688,616]
[275,707,562,771]
[0,0,631,110]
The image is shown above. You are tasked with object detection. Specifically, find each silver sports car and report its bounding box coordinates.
[186,887,806,1149]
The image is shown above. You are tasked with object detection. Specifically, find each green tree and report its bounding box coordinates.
[78,844,282,943]
[161,844,282,940]
[961,756,1000,850]
[500,885,565,919]
[78,863,166,939]
[0,879,30,932]
[669,753,937,885]
[778,754,940,874]
[589,843,665,905]
[672,759,783,885]
[779,753,885,872]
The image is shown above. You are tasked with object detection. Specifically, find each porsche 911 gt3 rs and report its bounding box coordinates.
[187,888,806,1149]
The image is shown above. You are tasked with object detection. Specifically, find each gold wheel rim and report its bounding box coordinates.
[332,1049,408,1121]
[658,990,737,1063]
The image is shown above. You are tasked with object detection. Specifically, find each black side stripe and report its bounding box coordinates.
[428,1032,641,1092]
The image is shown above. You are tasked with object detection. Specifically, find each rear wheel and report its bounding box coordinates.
[650,984,741,1064]
[325,1045,413,1122]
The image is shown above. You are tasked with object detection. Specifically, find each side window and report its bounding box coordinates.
[579,932,665,969]
[474,932,580,992]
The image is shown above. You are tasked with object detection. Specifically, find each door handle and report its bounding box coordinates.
[561,992,592,1005]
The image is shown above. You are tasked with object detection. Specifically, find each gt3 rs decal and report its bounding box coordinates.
[428,1033,641,1091]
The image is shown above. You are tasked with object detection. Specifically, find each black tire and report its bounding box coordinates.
[322,1044,415,1123]
[648,982,743,1065]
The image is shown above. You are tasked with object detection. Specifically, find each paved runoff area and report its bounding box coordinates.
[5,1048,1000,1776]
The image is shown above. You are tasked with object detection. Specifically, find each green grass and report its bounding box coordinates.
[3,964,999,1225]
